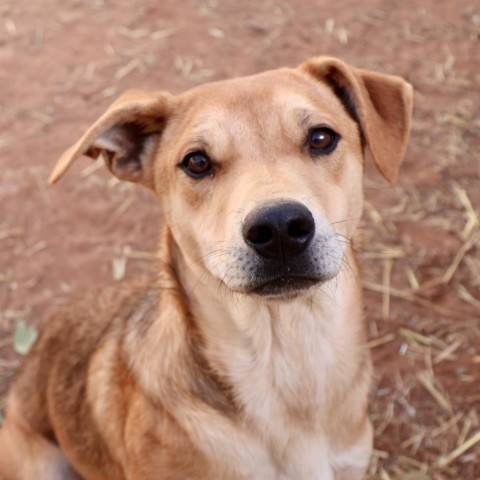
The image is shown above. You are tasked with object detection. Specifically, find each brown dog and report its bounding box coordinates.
[0,57,412,480]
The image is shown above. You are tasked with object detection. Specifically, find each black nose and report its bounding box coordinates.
[242,201,315,260]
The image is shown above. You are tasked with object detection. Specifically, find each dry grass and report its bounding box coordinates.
[361,122,480,478]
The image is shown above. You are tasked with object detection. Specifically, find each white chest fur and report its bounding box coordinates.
[191,276,372,480]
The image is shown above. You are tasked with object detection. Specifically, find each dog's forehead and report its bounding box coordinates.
[175,68,343,125]
[182,68,305,97]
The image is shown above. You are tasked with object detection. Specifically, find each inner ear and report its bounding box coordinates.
[88,116,166,187]
[322,72,365,147]
[324,73,360,124]
[90,120,161,185]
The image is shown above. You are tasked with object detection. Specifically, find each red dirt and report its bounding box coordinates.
[1,0,479,478]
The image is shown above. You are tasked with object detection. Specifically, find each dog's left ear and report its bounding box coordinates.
[300,57,413,182]
[49,90,172,188]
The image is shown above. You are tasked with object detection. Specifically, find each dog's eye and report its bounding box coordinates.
[181,151,213,178]
[307,127,339,155]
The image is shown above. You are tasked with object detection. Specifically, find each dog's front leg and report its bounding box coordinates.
[332,421,373,480]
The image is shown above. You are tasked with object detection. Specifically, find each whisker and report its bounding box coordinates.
[329,217,361,226]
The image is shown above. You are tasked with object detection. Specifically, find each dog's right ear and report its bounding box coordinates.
[49,90,172,189]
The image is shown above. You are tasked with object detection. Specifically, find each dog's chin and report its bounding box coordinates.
[251,276,322,300]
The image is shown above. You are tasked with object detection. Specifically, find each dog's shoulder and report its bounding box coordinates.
[10,278,158,428]
[46,277,158,339]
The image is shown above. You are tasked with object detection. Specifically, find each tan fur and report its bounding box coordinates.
[0,57,412,480]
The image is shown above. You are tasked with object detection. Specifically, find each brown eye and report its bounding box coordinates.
[181,151,213,178]
[308,127,339,155]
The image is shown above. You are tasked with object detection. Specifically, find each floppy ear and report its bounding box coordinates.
[49,90,173,188]
[300,57,413,182]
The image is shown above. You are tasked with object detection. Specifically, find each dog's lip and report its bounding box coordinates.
[251,275,322,297]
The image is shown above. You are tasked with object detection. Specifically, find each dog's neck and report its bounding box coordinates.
[160,228,368,421]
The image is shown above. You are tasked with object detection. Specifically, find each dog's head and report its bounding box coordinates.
[50,57,412,299]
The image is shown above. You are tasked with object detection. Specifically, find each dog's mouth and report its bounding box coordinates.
[251,275,323,298]
[216,234,345,299]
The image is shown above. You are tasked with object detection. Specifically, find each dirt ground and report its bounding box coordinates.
[0,0,479,478]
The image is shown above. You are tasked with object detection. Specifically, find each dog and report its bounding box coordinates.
[0,56,412,480]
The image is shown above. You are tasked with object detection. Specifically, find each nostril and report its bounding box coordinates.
[247,224,273,245]
[287,219,313,239]
[242,201,315,259]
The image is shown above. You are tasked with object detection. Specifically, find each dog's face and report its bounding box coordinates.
[50,57,413,299]
[160,71,364,297]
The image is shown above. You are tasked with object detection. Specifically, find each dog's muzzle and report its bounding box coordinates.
[242,201,326,297]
